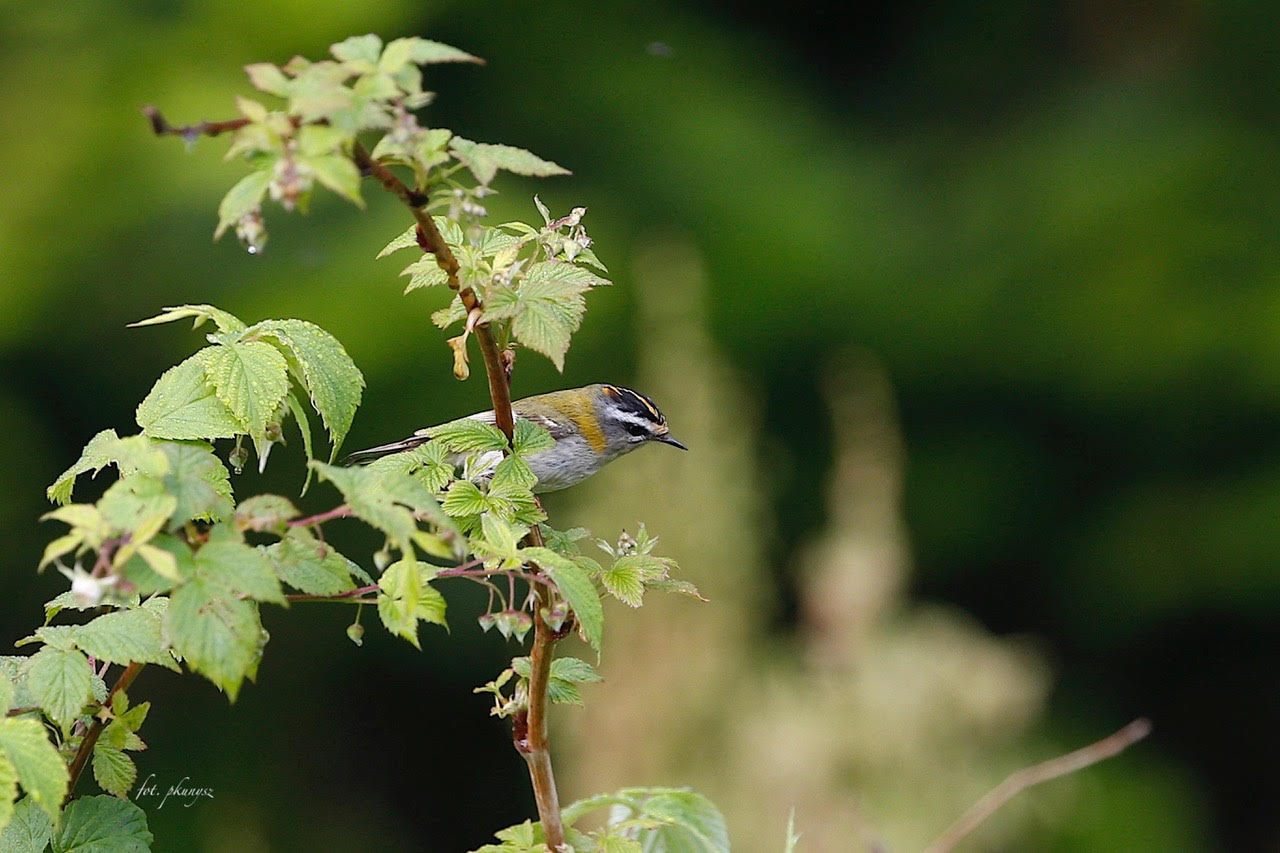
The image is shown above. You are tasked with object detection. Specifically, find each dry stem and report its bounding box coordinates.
[924,717,1153,853]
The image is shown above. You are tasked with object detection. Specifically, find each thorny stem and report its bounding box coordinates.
[65,662,145,805]
[520,524,563,846]
[352,139,563,845]
[349,143,516,438]
[146,105,564,848]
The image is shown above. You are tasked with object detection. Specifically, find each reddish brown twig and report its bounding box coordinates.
[64,662,145,804]
[349,143,515,438]
[284,584,379,603]
[141,105,249,139]
[924,718,1153,853]
[287,505,355,528]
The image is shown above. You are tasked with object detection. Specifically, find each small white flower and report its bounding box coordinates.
[57,564,119,608]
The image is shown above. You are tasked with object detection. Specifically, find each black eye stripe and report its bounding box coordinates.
[608,386,666,427]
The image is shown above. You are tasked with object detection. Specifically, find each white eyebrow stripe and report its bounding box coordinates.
[611,410,660,430]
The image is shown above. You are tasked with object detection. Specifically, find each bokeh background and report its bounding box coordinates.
[1,1,1276,849]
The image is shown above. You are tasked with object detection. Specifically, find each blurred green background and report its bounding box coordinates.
[2,0,1276,849]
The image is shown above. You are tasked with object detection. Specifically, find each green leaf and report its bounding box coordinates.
[72,608,174,670]
[197,341,290,458]
[377,559,422,647]
[414,582,447,629]
[297,125,349,158]
[136,353,243,441]
[51,795,152,853]
[233,494,300,534]
[158,441,233,524]
[0,660,35,712]
[0,673,12,714]
[366,442,454,493]
[596,836,642,853]
[375,468,453,530]
[399,257,450,293]
[91,722,136,798]
[485,263,593,371]
[305,154,363,206]
[128,304,247,333]
[215,169,271,240]
[529,258,611,290]
[377,559,447,648]
[473,819,544,853]
[441,480,488,518]
[116,699,149,733]
[512,419,555,456]
[509,657,590,702]
[449,138,568,185]
[431,295,466,330]
[311,463,416,553]
[523,547,604,652]
[538,524,591,556]
[0,752,15,836]
[331,34,382,64]
[46,434,173,507]
[376,37,416,73]
[285,393,317,494]
[167,576,262,700]
[490,457,538,497]
[195,526,284,604]
[550,657,602,684]
[38,534,82,572]
[118,535,192,597]
[546,679,582,705]
[644,577,707,602]
[250,319,365,460]
[46,430,120,504]
[600,562,645,608]
[234,95,268,123]
[424,419,508,453]
[0,717,68,825]
[264,529,356,596]
[0,796,54,853]
[407,38,483,65]
[616,788,730,853]
[480,514,521,558]
[376,224,420,259]
[98,476,175,540]
[27,647,93,732]
[245,62,291,97]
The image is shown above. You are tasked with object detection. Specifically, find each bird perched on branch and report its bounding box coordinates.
[345,384,686,492]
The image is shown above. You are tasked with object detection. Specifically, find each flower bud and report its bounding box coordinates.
[346,621,364,647]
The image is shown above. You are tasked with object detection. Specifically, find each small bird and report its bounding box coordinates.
[345,384,686,492]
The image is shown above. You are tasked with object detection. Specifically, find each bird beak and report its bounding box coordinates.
[656,434,688,451]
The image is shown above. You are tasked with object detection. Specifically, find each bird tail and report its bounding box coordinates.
[343,434,433,466]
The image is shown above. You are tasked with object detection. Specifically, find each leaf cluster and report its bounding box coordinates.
[207,31,611,373]
[380,202,610,371]
[126,304,364,477]
[474,786,729,853]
